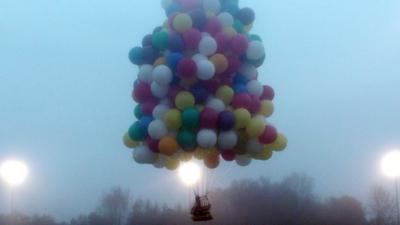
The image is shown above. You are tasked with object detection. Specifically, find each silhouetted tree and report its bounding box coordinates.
[98,187,130,225]
[322,196,366,225]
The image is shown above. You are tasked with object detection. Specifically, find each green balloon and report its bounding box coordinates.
[177,129,197,150]
[152,31,169,51]
[182,107,200,129]
[134,104,143,119]
[128,122,145,141]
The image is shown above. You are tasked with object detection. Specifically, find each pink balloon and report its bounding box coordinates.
[259,126,278,144]
[225,56,241,75]
[230,34,249,54]
[204,17,222,35]
[200,107,218,128]
[248,94,261,114]
[133,82,153,103]
[232,93,252,109]
[261,85,275,100]
[177,58,197,78]
[221,150,236,161]
[183,28,202,49]
[177,0,200,10]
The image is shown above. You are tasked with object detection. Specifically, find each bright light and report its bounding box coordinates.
[0,160,29,187]
[381,150,400,179]
[178,162,202,187]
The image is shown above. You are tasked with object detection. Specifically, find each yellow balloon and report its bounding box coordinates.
[175,91,195,110]
[205,11,216,17]
[223,27,237,38]
[259,100,274,117]
[216,85,234,105]
[173,13,193,33]
[271,133,288,151]
[253,149,273,160]
[234,108,251,129]
[163,109,182,130]
[194,148,207,160]
[180,152,193,162]
[123,133,139,148]
[154,57,166,66]
[246,117,265,138]
[165,158,180,171]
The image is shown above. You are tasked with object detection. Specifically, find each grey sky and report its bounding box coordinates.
[1,0,399,221]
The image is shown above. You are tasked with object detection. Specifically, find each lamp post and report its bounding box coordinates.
[381,150,400,225]
[0,159,29,213]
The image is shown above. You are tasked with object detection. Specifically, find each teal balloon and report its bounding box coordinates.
[128,122,146,141]
[177,129,197,150]
[129,47,144,65]
[152,31,169,51]
[181,107,200,129]
[134,104,143,119]
[233,20,244,33]
[250,34,262,42]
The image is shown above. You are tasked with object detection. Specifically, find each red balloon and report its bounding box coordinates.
[133,82,153,103]
[259,126,278,144]
[261,85,275,100]
[232,93,252,109]
[230,34,249,54]
[214,32,230,52]
[177,58,197,78]
[204,17,222,35]
[200,78,220,93]
[177,0,200,10]
[147,137,160,152]
[200,107,218,128]
[221,150,236,161]
[142,101,158,115]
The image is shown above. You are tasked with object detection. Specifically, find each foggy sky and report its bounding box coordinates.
[1,0,399,221]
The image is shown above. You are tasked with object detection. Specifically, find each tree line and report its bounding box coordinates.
[0,173,397,225]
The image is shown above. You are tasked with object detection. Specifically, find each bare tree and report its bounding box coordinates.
[98,187,130,225]
[369,185,396,225]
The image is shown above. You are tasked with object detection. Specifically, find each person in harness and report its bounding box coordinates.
[191,194,213,222]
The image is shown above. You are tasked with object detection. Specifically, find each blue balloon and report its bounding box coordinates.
[233,74,249,84]
[139,116,153,136]
[233,83,248,93]
[168,33,185,52]
[142,47,159,64]
[166,52,183,71]
[189,9,207,30]
[166,2,182,17]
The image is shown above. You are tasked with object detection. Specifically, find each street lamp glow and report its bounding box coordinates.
[381,150,400,179]
[0,160,29,187]
[179,162,202,187]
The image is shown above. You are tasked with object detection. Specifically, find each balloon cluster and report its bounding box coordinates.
[124,0,287,170]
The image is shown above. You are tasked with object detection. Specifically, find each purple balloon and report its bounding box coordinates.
[204,17,222,35]
[183,28,202,50]
[189,9,207,29]
[237,7,255,25]
[217,111,235,131]
[142,34,153,47]
[191,84,209,104]
[142,46,159,64]
[168,32,185,52]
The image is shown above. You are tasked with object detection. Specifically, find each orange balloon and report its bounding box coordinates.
[204,154,220,169]
[159,136,179,156]
[210,54,228,74]
[154,57,166,66]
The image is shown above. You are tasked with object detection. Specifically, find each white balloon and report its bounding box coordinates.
[236,155,252,166]
[246,139,264,153]
[152,65,173,86]
[196,60,215,80]
[138,64,153,83]
[218,12,234,27]
[153,104,170,120]
[198,36,217,56]
[148,120,167,140]
[192,53,208,63]
[247,41,265,61]
[133,146,156,164]
[246,80,263,97]
[197,129,217,148]
[206,98,225,113]
[218,131,238,149]
[239,63,258,80]
[153,155,167,168]
[203,0,221,13]
[151,82,169,98]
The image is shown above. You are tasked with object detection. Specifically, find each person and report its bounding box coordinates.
[191,194,213,222]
